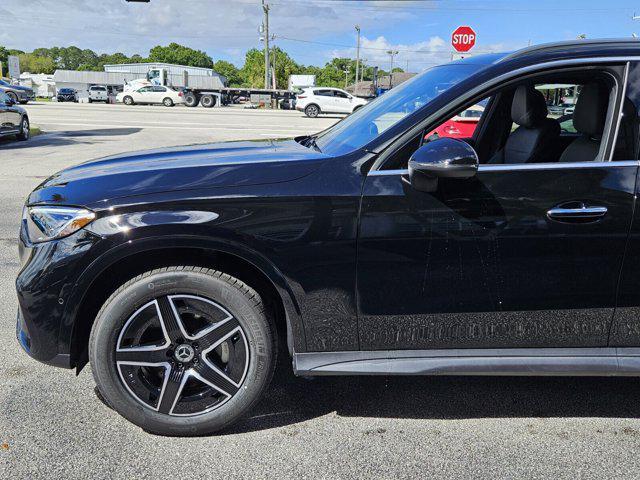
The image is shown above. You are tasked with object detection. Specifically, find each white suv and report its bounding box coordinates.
[296,87,368,117]
[88,85,109,103]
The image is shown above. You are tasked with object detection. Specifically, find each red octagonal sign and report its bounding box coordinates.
[452,26,476,53]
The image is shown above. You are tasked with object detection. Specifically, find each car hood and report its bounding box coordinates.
[28,139,329,208]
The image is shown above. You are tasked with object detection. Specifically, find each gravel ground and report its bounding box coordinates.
[2,103,640,479]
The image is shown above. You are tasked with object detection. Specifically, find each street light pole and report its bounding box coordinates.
[355,25,361,90]
[386,50,398,88]
[262,0,270,90]
[344,69,349,89]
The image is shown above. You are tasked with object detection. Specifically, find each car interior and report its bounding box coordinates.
[383,66,639,169]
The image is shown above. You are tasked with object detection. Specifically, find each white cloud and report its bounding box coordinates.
[0,0,429,66]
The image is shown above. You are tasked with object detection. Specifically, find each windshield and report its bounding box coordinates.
[314,63,486,156]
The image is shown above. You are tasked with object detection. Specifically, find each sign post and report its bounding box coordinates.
[8,55,20,80]
[451,26,476,54]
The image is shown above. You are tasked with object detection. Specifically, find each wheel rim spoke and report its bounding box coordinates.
[157,366,187,414]
[156,296,184,342]
[115,347,166,364]
[195,361,240,396]
[197,316,241,351]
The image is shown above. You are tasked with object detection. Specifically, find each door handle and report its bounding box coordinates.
[547,202,608,222]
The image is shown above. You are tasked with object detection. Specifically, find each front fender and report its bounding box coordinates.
[62,228,307,361]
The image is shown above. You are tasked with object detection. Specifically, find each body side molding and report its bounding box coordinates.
[294,348,640,376]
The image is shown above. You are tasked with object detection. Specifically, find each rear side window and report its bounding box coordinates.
[314,89,333,97]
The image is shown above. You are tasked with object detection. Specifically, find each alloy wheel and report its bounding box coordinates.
[21,118,29,139]
[115,294,249,416]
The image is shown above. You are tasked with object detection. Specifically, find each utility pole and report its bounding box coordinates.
[359,58,366,84]
[354,25,361,90]
[271,34,277,89]
[387,50,398,88]
[262,0,270,89]
[344,69,349,89]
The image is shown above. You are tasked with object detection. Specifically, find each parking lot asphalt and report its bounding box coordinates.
[3,102,640,479]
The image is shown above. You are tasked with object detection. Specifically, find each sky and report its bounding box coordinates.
[2,0,640,71]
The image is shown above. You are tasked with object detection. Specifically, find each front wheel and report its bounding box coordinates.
[123,96,134,106]
[89,266,276,436]
[16,116,30,141]
[163,97,174,107]
[304,104,320,118]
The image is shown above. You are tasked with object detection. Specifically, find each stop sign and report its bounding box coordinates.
[452,26,476,53]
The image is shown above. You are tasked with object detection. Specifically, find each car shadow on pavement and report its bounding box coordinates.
[0,128,142,149]
[224,360,640,434]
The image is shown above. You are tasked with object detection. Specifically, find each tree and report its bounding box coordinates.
[148,43,213,69]
[0,46,8,76]
[213,60,241,87]
[17,53,56,74]
[270,46,303,89]
[239,48,265,87]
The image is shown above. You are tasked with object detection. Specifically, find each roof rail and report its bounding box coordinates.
[500,38,640,63]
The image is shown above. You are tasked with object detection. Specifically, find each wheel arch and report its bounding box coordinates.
[68,238,306,372]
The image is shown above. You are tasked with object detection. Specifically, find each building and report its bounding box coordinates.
[19,73,56,98]
[53,62,226,96]
[348,72,417,97]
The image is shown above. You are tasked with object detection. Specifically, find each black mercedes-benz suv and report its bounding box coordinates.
[16,40,640,436]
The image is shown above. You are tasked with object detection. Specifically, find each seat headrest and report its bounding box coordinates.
[573,83,609,136]
[511,85,548,128]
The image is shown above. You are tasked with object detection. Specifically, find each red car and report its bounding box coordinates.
[425,104,484,140]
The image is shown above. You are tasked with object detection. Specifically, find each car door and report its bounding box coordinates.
[310,89,332,112]
[356,63,637,351]
[332,90,353,113]
[0,93,9,134]
[134,86,153,103]
[1,92,21,131]
[151,86,167,103]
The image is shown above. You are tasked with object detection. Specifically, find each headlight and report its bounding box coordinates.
[24,206,96,243]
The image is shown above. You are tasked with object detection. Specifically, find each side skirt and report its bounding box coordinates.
[293,348,640,377]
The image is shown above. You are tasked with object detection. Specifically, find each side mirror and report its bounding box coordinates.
[408,138,478,192]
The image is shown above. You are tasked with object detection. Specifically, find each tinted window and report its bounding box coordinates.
[138,87,153,93]
[314,90,333,97]
[152,86,167,92]
[334,90,349,99]
[314,63,485,155]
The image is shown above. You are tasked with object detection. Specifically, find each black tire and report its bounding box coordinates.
[304,104,320,118]
[7,92,18,104]
[201,95,216,108]
[16,116,30,141]
[123,96,134,106]
[183,92,199,107]
[88,98,93,103]
[19,100,28,105]
[89,266,276,436]
[162,97,174,107]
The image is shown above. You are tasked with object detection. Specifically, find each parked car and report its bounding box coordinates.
[296,87,368,117]
[425,104,485,140]
[116,85,183,106]
[0,78,35,104]
[88,85,109,103]
[56,88,78,103]
[17,39,640,436]
[0,91,30,140]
